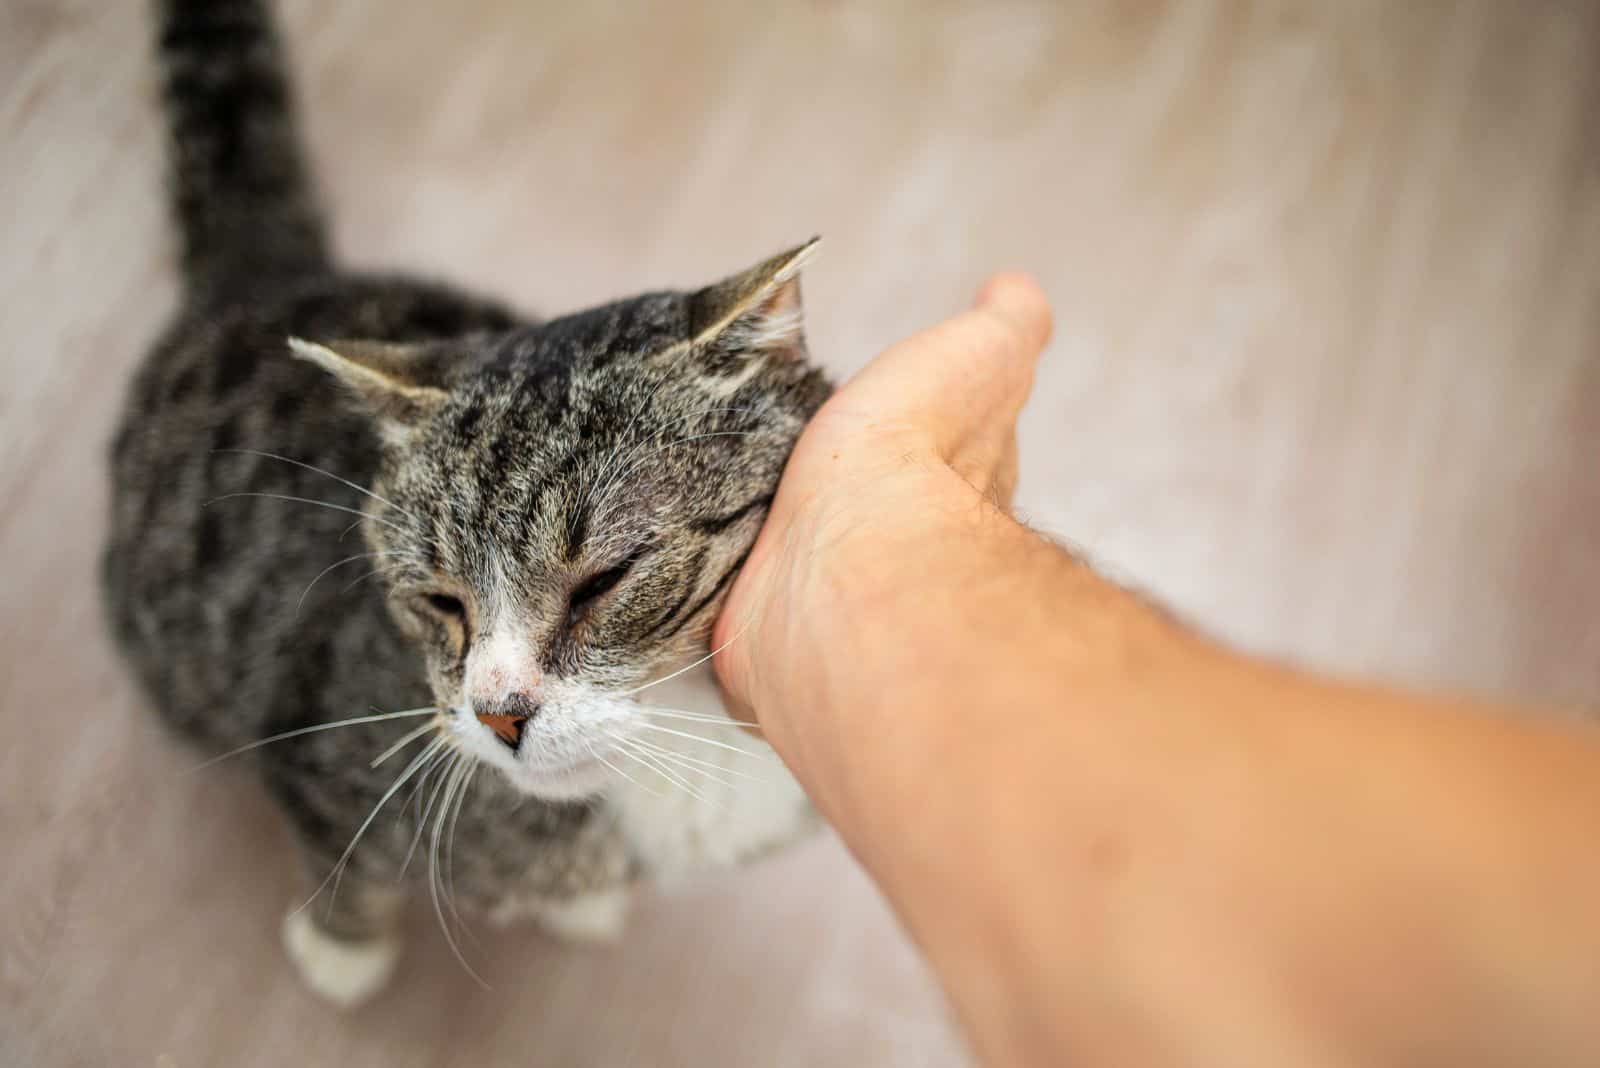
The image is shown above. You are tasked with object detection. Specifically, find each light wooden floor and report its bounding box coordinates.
[4,1,1598,1064]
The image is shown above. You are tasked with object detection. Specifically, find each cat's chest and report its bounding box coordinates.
[604,664,814,880]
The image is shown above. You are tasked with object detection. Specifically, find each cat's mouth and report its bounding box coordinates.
[448,709,628,800]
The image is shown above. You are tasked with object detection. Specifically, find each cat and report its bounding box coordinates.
[103,0,831,1007]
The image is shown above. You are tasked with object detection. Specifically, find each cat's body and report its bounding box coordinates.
[104,0,827,1006]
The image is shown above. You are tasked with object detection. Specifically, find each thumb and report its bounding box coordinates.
[843,272,1053,454]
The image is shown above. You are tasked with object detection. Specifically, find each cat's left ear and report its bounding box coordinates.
[288,337,454,443]
[681,237,818,385]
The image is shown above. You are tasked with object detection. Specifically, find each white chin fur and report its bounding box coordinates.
[502,755,616,800]
[453,668,816,876]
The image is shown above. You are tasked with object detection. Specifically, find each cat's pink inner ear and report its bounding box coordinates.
[687,237,818,357]
[723,274,804,354]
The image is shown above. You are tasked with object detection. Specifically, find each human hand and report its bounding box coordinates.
[712,273,1054,733]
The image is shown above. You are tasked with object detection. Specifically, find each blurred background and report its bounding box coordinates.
[3,0,1597,1064]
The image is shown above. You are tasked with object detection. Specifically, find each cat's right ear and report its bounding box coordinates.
[289,338,452,443]
[673,239,819,391]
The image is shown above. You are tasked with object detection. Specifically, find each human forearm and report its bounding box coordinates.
[743,468,1212,1062]
[742,470,1600,1066]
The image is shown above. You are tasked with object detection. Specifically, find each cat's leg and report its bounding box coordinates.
[260,717,422,1007]
[533,887,632,943]
[281,871,405,1009]
[483,886,632,943]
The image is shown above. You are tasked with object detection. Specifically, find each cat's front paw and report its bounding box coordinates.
[282,908,401,1009]
[531,888,631,944]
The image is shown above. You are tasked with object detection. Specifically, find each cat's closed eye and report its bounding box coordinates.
[408,590,470,652]
[423,592,467,620]
[567,562,632,627]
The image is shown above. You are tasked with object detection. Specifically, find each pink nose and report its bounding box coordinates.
[473,693,537,749]
[475,711,527,748]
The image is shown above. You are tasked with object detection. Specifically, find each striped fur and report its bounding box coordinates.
[104,0,830,1003]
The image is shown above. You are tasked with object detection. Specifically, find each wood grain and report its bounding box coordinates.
[3,1,1597,1064]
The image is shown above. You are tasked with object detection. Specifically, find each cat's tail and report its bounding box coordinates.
[155,0,331,291]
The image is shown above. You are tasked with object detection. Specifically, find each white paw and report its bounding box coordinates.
[281,908,401,1009]
[535,888,630,944]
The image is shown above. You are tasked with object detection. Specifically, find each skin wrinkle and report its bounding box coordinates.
[105,0,833,989]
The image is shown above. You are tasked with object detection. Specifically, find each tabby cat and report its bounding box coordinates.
[103,0,829,1006]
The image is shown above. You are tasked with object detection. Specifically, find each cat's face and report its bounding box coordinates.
[292,243,829,799]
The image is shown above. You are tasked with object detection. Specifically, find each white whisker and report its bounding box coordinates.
[431,758,489,989]
[624,734,769,785]
[370,719,440,768]
[636,706,763,733]
[212,449,418,520]
[640,430,756,459]
[630,721,770,761]
[398,743,442,815]
[620,616,753,697]
[592,430,758,517]
[578,376,679,516]
[430,759,467,926]
[296,551,417,616]
[608,738,703,801]
[398,750,455,879]
[588,739,662,798]
[339,563,414,594]
[189,707,437,771]
[205,491,409,536]
[443,762,480,945]
[586,405,758,517]
[295,736,450,917]
[617,735,744,792]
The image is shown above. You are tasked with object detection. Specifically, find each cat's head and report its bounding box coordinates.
[291,242,829,799]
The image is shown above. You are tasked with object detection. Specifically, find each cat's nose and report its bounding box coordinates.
[473,693,537,750]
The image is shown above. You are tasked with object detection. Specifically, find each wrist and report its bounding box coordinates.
[742,460,1058,802]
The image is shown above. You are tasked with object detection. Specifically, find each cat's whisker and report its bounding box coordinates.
[588,738,663,798]
[586,406,759,516]
[640,429,757,460]
[592,431,759,521]
[630,721,770,761]
[296,550,415,616]
[339,563,414,595]
[430,758,489,990]
[295,735,450,918]
[188,707,438,771]
[618,735,745,792]
[583,398,743,514]
[204,491,409,536]
[636,706,764,733]
[398,749,456,880]
[340,741,451,905]
[624,733,770,786]
[212,449,419,521]
[619,615,754,698]
[609,733,692,789]
[607,736,705,802]
[398,740,445,816]
[578,376,678,516]
[444,762,480,945]
[615,737,734,812]
[370,718,442,768]
[430,759,466,927]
